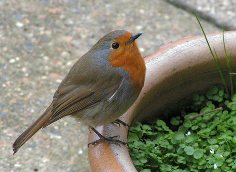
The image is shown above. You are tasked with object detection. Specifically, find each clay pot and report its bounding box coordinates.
[88,31,236,172]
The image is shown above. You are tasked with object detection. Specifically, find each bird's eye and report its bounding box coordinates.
[112,42,119,49]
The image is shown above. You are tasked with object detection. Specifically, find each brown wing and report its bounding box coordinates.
[13,78,122,154]
[44,79,122,126]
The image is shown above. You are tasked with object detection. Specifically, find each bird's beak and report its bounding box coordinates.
[126,32,142,45]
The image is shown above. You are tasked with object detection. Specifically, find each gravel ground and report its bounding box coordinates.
[0,0,219,172]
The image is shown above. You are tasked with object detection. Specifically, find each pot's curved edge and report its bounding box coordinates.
[88,31,236,172]
[145,30,236,63]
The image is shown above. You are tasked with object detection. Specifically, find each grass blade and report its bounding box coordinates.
[223,31,234,95]
[195,15,229,95]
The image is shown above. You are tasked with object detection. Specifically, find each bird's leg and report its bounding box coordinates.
[112,119,130,127]
[88,127,127,147]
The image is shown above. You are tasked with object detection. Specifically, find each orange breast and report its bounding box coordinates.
[109,39,146,89]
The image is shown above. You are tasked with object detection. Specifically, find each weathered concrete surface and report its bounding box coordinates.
[167,0,236,30]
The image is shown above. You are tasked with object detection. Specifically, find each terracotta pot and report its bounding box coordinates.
[88,31,236,172]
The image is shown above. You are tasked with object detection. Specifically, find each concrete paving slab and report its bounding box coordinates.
[167,0,236,30]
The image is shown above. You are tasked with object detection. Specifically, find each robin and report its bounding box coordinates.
[13,30,146,154]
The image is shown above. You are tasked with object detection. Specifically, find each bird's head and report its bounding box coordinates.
[94,30,146,89]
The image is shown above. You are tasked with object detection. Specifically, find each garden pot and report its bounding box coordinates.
[88,31,236,172]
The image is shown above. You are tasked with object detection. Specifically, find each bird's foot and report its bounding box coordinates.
[112,119,130,127]
[88,135,127,146]
[88,127,127,147]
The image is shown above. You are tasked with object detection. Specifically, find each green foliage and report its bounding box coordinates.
[128,85,236,171]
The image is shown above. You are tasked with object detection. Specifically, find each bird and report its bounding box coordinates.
[13,30,146,154]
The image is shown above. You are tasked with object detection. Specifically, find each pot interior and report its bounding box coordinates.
[137,72,228,123]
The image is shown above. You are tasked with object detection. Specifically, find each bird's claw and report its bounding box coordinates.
[112,119,130,127]
[88,126,127,147]
[88,136,127,147]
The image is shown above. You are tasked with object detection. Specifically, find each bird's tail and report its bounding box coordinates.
[12,105,52,154]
